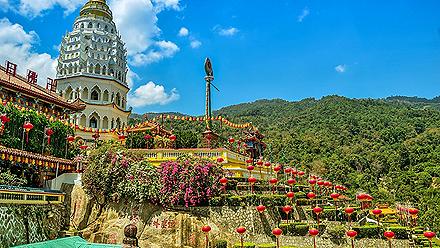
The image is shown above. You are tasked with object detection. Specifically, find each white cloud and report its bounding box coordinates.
[131,40,179,66]
[0,18,57,86]
[214,26,239,36]
[178,27,189,37]
[297,7,310,22]
[15,0,87,18]
[0,0,9,10]
[190,40,202,49]
[152,0,180,11]
[128,81,179,107]
[109,0,180,66]
[126,67,140,89]
[335,64,347,73]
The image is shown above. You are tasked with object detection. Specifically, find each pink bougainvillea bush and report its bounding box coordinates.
[160,155,223,207]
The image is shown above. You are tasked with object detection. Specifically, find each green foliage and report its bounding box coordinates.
[82,142,130,204]
[257,244,276,248]
[117,160,162,203]
[326,224,346,244]
[211,96,440,231]
[0,103,76,158]
[353,225,383,239]
[0,170,27,186]
[388,226,410,239]
[213,240,227,248]
[233,242,256,248]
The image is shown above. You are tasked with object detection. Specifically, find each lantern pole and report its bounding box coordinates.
[65,136,68,158]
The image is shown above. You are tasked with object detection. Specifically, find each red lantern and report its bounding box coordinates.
[274,165,282,173]
[313,206,323,215]
[144,134,152,140]
[170,134,176,141]
[228,137,235,143]
[372,208,382,216]
[0,114,10,124]
[67,135,75,142]
[46,128,54,145]
[219,177,228,185]
[272,228,282,237]
[384,231,395,240]
[201,225,211,233]
[269,178,278,185]
[309,228,319,237]
[256,160,263,166]
[317,180,324,186]
[287,178,296,185]
[256,205,266,213]
[284,167,292,174]
[424,231,436,240]
[282,205,292,214]
[286,192,295,199]
[345,207,355,215]
[309,179,317,185]
[292,169,297,175]
[23,122,34,143]
[217,157,224,163]
[79,145,88,150]
[408,208,419,216]
[236,226,246,234]
[264,161,271,167]
[246,159,253,164]
[298,171,305,176]
[247,165,255,171]
[330,193,340,200]
[346,230,357,238]
[307,192,316,199]
[248,177,257,184]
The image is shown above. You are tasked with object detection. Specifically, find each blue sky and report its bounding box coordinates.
[0,0,440,115]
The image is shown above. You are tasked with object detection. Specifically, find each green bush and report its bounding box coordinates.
[233,242,256,248]
[354,225,383,239]
[293,224,309,236]
[257,244,276,248]
[327,224,346,244]
[388,226,409,239]
[213,240,227,248]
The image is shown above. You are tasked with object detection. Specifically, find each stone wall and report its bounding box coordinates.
[0,204,68,248]
[70,185,410,248]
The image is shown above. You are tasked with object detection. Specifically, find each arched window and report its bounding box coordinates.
[80,114,86,127]
[82,87,89,100]
[88,22,92,28]
[102,116,109,129]
[90,117,97,128]
[91,90,99,101]
[116,93,121,106]
[81,23,84,29]
[103,90,109,102]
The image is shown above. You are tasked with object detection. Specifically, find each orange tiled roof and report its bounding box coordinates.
[0,65,85,112]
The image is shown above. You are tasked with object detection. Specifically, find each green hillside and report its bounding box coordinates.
[215,96,440,230]
[132,95,440,230]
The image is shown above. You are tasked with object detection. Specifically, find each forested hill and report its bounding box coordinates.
[213,96,440,229]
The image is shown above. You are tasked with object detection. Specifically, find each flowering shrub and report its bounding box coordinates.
[82,142,130,204]
[117,160,162,203]
[160,155,223,207]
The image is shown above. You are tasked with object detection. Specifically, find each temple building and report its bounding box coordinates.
[56,0,131,140]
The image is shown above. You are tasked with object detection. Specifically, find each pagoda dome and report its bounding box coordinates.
[80,0,113,20]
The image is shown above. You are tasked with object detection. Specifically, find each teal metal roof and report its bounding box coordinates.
[13,236,122,248]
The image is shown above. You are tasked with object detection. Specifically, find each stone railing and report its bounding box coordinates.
[0,185,64,205]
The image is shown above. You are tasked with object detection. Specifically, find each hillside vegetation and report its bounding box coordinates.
[216,96,440,230]
[133,95,440,229]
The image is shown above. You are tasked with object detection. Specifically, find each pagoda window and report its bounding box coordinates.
[91,87,100,101]
[102,116,109,129]
[116,93,121,106]
[104,25,108,32]
[122,97,126,109]
[81,23,84,29]
[103,90,109,102]
[111,119,114,129]
[80,114,86,127]
[116,118,121,129]
[95,64,101,74]
[88,22,92,28]
[82,87,89,100]
[65,87,73,100]
[90,117,98,128]
[97,23,101,29]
